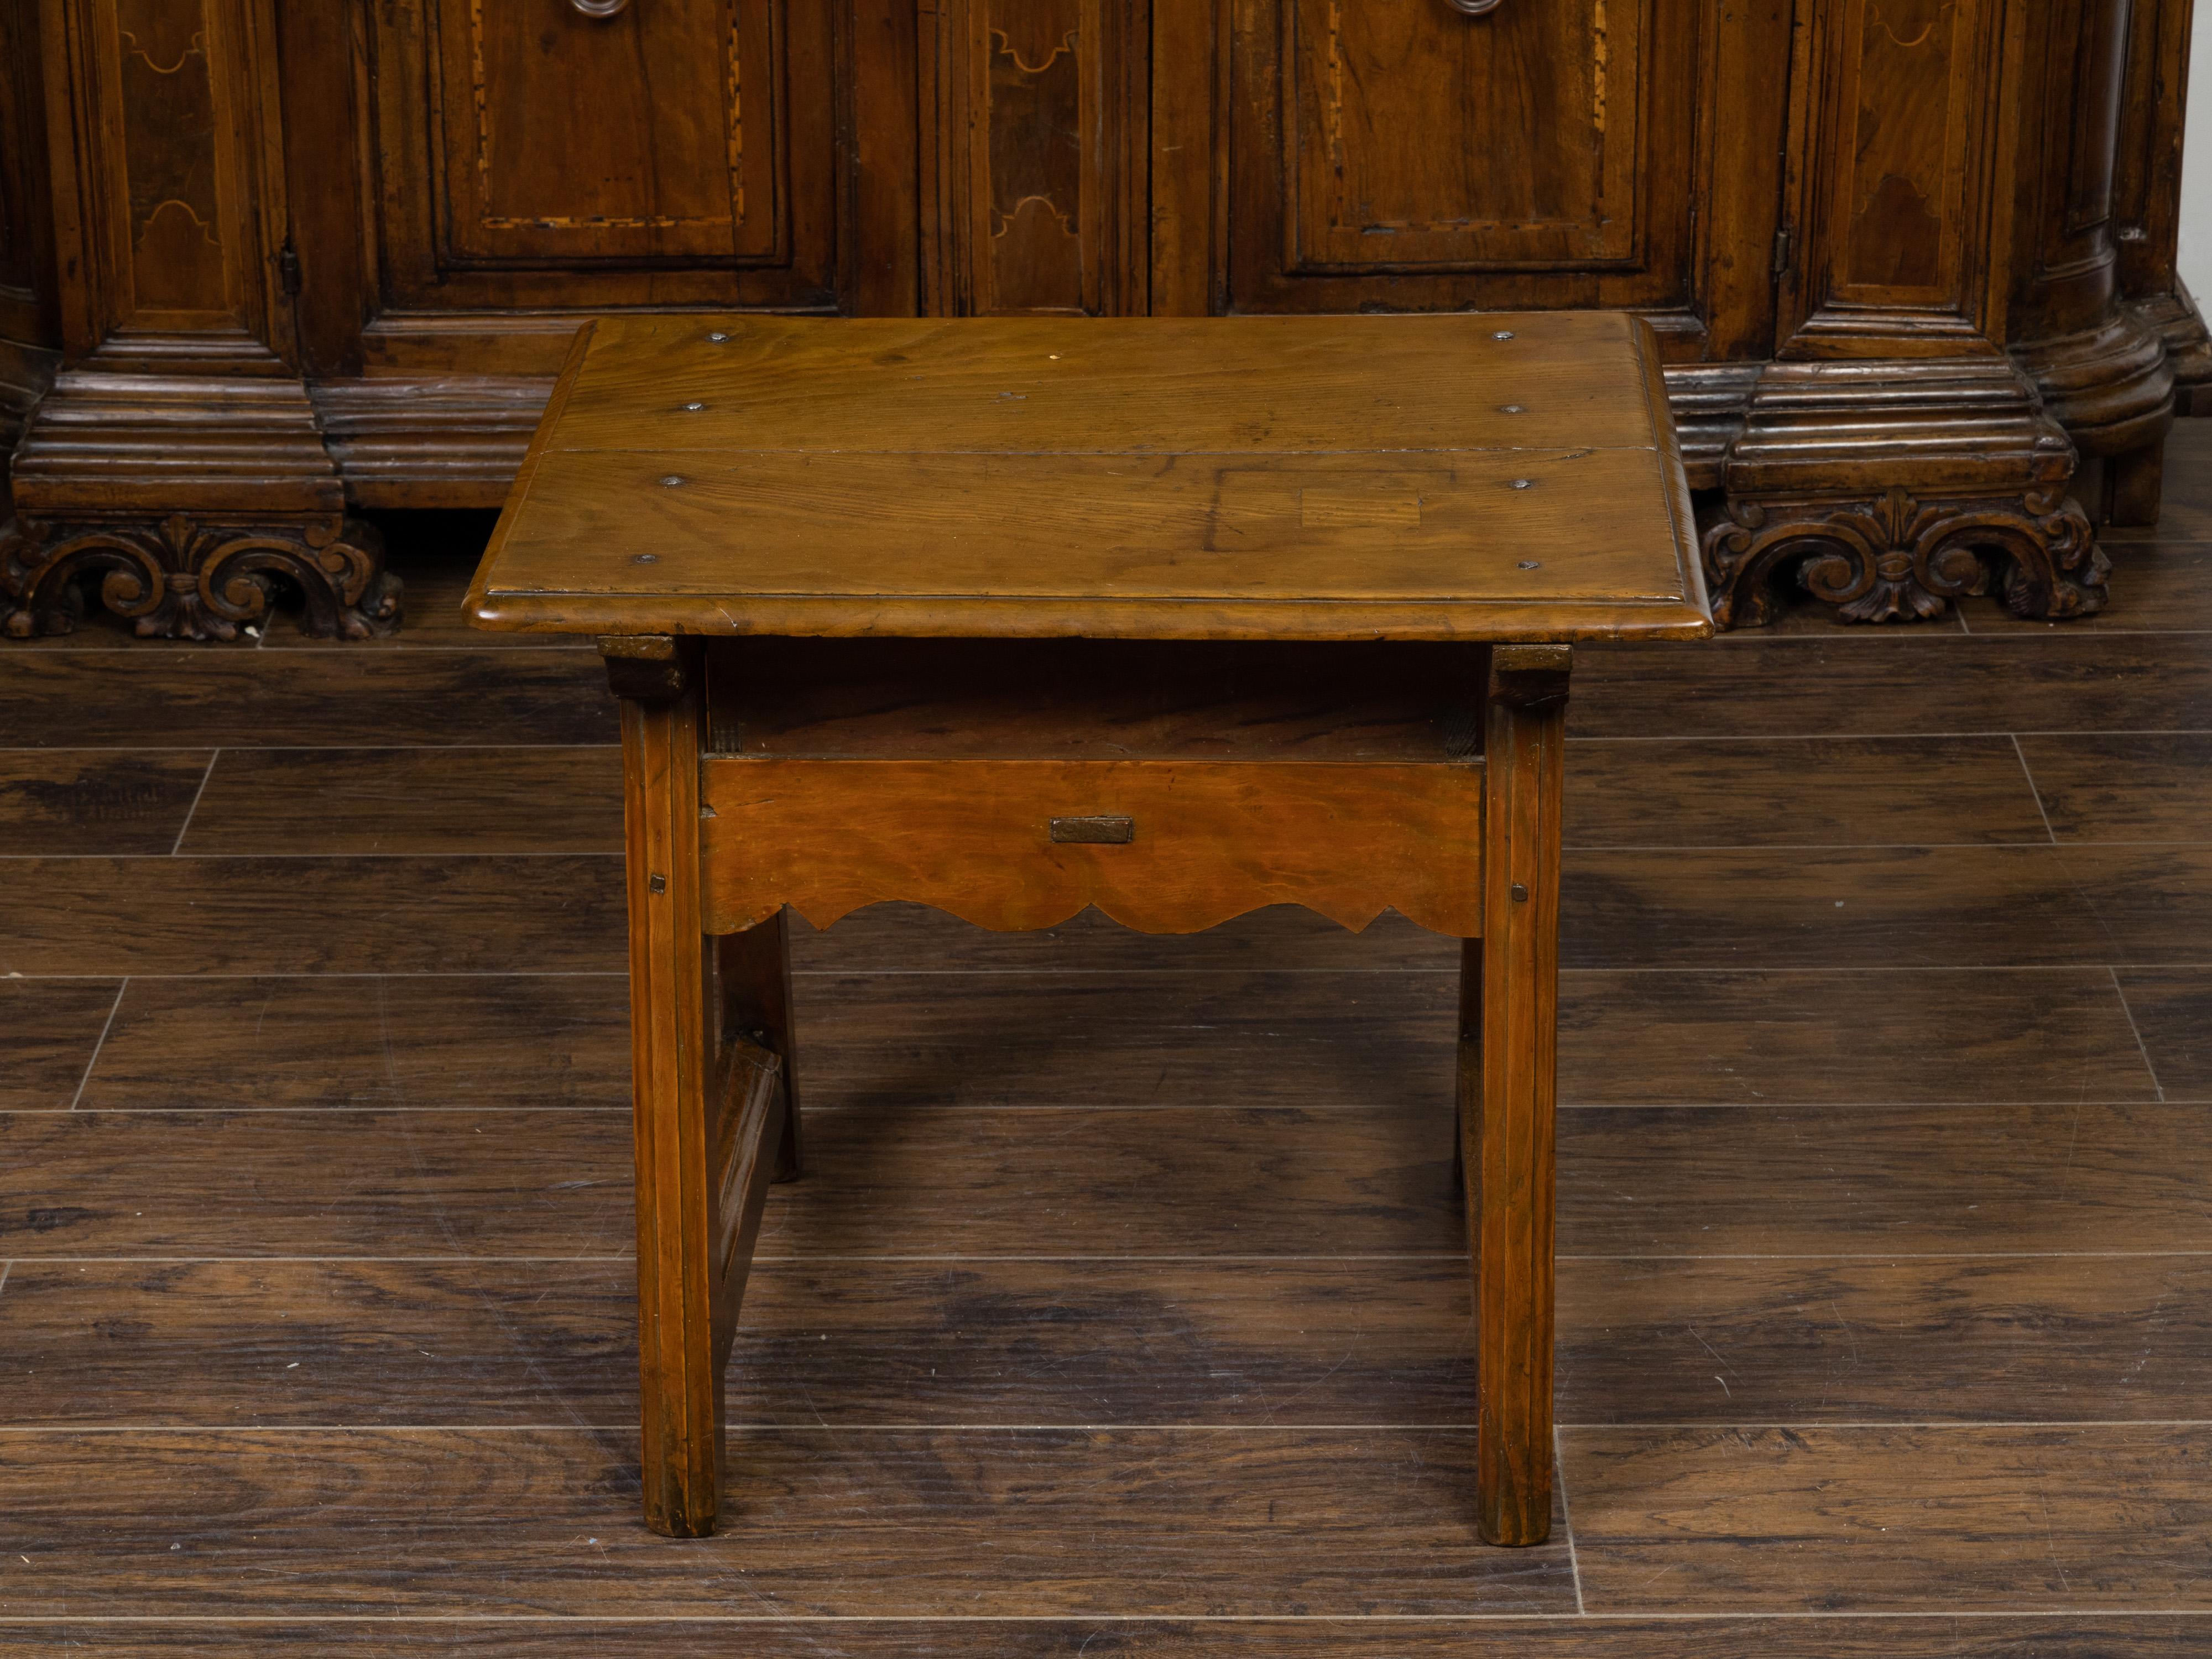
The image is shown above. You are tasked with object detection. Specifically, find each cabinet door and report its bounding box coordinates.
[372,0,833,311]
[921,0,1147,316]
[1228,0,1707,322]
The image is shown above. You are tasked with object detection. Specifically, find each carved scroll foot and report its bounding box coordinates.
[1699,486,2106,628]
[2,513,400,641]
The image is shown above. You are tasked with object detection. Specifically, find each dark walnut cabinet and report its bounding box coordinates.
[1,0,2203,636]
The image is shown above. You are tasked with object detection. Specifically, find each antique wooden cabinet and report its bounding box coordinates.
[1,0,2202,636]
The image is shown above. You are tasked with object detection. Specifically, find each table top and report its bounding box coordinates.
[467,312,1712,643]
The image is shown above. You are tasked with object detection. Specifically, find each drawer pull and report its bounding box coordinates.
[1442,0,1504,13]
[1051,815,1135,844]
[571,0,633,17]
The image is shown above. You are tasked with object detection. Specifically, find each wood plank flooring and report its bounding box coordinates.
[4,461,2212,1651]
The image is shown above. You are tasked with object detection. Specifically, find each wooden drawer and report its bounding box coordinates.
[698,757,1484,937]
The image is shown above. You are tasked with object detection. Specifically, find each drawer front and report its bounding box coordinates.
[699,758,1484,936]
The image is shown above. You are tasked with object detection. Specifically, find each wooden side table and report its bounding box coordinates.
[468,313,1711,1546]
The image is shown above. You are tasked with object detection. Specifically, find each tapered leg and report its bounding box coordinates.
[611,638,795,1539]
[718,910,804,1182]
[1462,643,1571,1547]
[617,658,724,1537]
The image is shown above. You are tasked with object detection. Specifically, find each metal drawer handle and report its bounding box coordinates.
[1442,0,1504,13]
[1051,815,1134,844]
[571,0,633,16]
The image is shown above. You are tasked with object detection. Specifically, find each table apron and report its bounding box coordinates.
[694,756,1486,938]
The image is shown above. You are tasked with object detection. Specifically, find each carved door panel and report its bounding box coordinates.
[1776,0,2008,354]
[1227,0,1718,335]
[922,0,1147,315]
[370,0,833,311]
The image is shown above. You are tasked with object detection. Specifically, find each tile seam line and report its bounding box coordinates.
[167,750,218,855]
[62,981,125,1112]
[1555,1423,1586,1616]
[2009,733,2061,846]
[2110,965,2169,1104]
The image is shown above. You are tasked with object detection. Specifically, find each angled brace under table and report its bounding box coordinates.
[466,309,1712,1545]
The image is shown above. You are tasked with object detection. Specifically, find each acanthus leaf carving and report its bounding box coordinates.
[1698,485,2106,628]
[2,513,400,641]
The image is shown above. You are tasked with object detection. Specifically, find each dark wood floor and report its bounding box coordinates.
[4,431,2212,1655]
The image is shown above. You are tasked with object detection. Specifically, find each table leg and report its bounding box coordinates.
[1463,643,1571,1547]
[612,641,724,1537]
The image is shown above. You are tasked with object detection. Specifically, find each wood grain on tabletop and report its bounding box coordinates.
[544,314,1662,456]
[467,313,1707,641]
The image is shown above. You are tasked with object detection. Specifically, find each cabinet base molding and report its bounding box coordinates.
[2132,287,2212,418]
[1700,357,2107,627]
[2011,313,2176,458]
[1700,485,2105,628]
[311,378,552,510]
[1,512,398,641]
